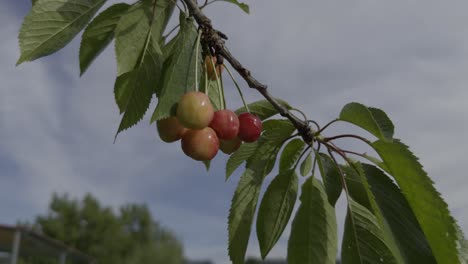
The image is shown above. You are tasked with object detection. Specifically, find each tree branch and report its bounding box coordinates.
[181,0,314,143]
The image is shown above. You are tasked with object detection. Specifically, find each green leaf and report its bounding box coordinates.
[151,16,202,121]
[339,102,394,141]
[226,142,259,180]
[235,99,292,120]
[31,0,38,6]
[343,162,406,264]
[300,152,312,176]
[279,139,305,172]
[362,153,389,172]
[162,35,179,61]
[257,170,298,258]
[228,120,295,264]
[363,163,437,264]
[200,67,223,111]
[287,177,337,264]
[115,0,174,75]
[221,0,250,14]
[372,140,460,264]
[341,199,400,264]
[79,3,130,75]
[114,40,161,137]
[228,169,262,264]
[17,0,107,65]
[316,153,342,206]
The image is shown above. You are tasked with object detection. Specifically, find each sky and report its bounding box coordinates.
[1,0,468,263]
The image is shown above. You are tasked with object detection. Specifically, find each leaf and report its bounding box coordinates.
[372,140,460,264]
[17,0,107,65]
[162,35,179,61]
[221,0,250,14]
[343,162,406,264]
[151,16,202,121]
[341,199,400,264]
[287,177,337,264]
[339,102,394,142]
[316,153,342,206]
[31,0,38,6]
[228,169,262,264]
[114,40,161,137]
[200,70,223,111]
[235,99,292,120]
[363,163,437,264]
[115,0,174,75]
[226,142,258,180]
[300,152,312,176]
[362,153,389,172]
[279,139,305,172]
[228,120,295,264]
[79,3,130,75]
[257,170,298,259]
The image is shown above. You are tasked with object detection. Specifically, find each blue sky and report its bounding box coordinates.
[1,0,468,263]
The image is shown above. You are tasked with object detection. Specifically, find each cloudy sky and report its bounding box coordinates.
[1,0,468,263]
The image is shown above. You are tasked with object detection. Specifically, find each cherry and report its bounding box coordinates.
[181,127,219,161]
[176,91,214,129]
[209,110,240,140]
[238,113,262,142]
[156,117,187,143]
[220,137,242,154]
[205,55,223,80]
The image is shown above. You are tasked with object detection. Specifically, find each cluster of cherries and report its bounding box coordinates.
[157,92,262,161]
[156,55,263,161]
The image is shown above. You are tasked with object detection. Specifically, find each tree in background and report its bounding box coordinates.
[21,193,184,264]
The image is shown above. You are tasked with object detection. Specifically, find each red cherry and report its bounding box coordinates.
[157,117,187,143]
[220,138,242,154]
[181,127,219,161]
[209,110,240,140]
[237,113,262,142]
[176,91,214,129]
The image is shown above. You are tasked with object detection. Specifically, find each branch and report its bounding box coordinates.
[181,0,314,143]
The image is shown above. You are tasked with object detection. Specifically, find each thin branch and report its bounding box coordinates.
[181,0,314,144]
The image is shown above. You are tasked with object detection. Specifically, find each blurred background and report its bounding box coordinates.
[1,0,468,263]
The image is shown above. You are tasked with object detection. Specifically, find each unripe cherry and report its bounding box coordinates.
[157,117,187,143]
[220,138,242,154]
[176,91,214,129]
[238,113,262,142]
[181,127,219,161]
[205,56,223,80]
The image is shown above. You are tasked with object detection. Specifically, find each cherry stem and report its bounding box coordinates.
[316,118,339,135]
[194,29,202,92]
[310,143,321,177]
[324,134,372,146]
[225,65,249,112]
[308,120,320,131]
[204,68,209,96]
[208,52,225,109]
[292,108,307,122]
[294,145,312,170]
